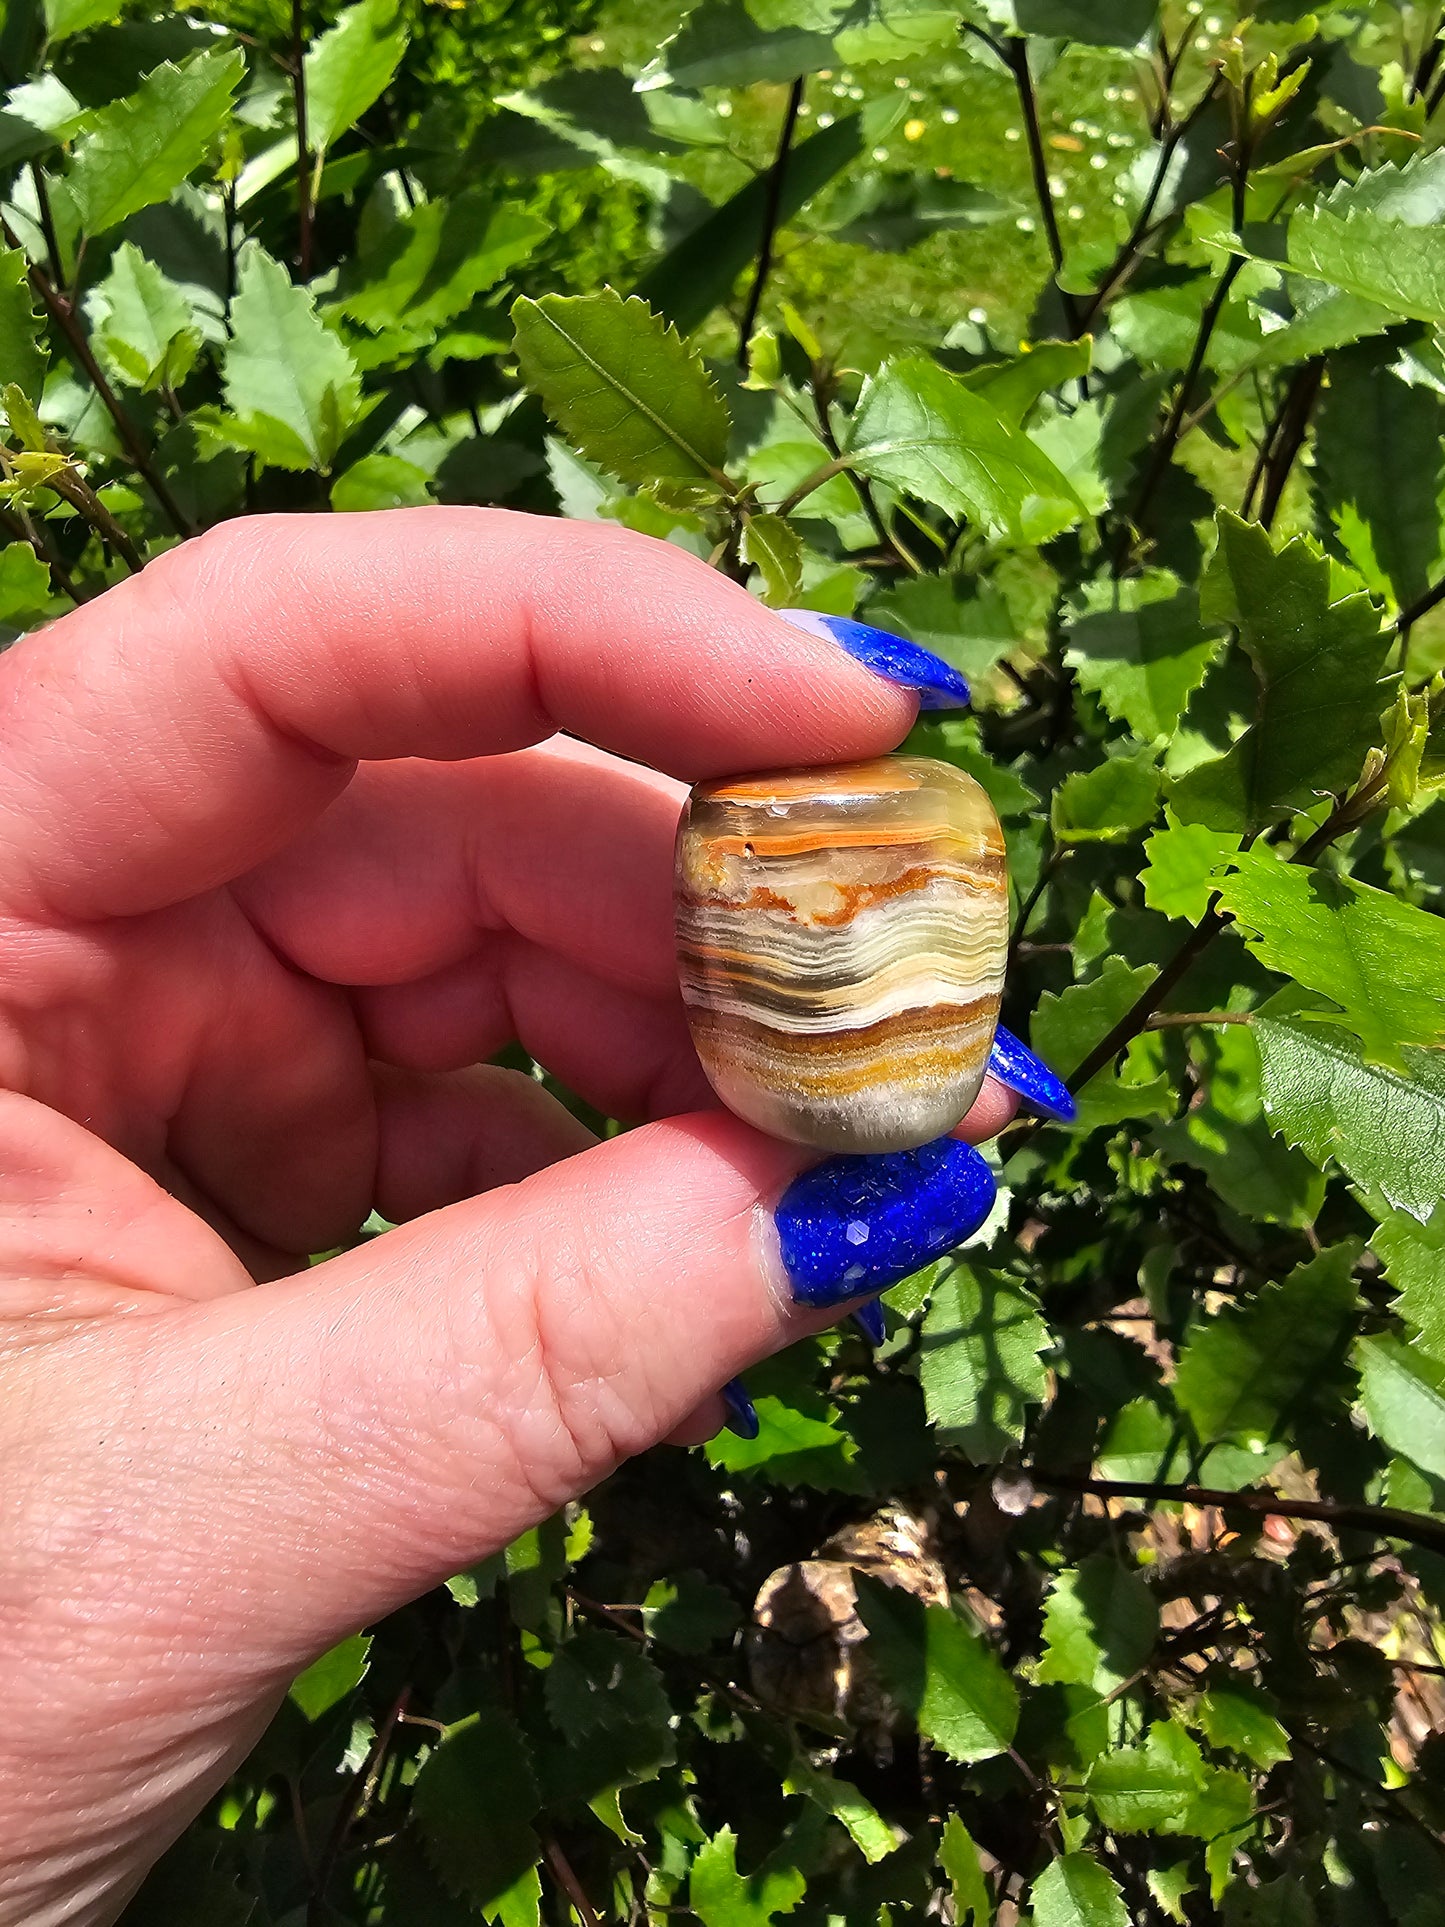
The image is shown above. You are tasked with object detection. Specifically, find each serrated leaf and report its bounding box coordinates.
[67,48,244,236]
[336,192,543,335]
[742,512,803,605]
[848,354,1084,542]
[304,0,408,153]
[855,1573,1018,1764]
[331,452,431,511]
[1173,1243,1359,1451]
[289,1632,371,1721]
[1013,0,1156,46]
[221,246,360,471]
[411,1712,541,1914]
[1218,851,1445,1067]
[1194,1685,1291,1769]
[643,1572,741,1653]
[917,1258,1049,1462]
[1140,814,1243,922]
[1289,152,1445,325]
[0,540,51,622]
[1052,754,1162,842]
[502,1511,567,1632]
[1373,1206,1445,1363]
[639,0,836,89]
[689,1827,806,1927]
[544,1625,671,1744]
[1357,1333,1445,1482]
[1032,958,1175,1129]
[1064,573,1222,742]
[44,0,120,40]
[1037,1555,1159,1696]
[86,242,200,392]
[1086,1720,1208,1834]
[1254,1012,1445,1223]
[939,1814,991,1924]
[1029,1852,1131,1927]
[513,290,730,497]
[782,1756,898,1863]
[0,247,46,405]
[1171,513,1391,834]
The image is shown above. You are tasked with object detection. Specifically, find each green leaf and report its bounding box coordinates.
[0,540,52,622]
[336,192,544,335]
[847,354,1084,543]
[1314,349,1445,611]
[86,241,200,392]
[1218,852,1445,1066]
[1051,754,1162,843]
[866,575,1020,691]
[643,1572,741,1653]
[782,1756,898,1864]
[1029,1852,1131,1927]
[689,1827,806,1927]
[1032,959,1175,1130]
[289,1632,371,1721]
[833,0,965,63]
[742,512,803,605]
[1171,513,1391,834]
[1254,1012,1445,1223]
[1194,1685,1291,1770]
[502,1511,567,1632]
[1173,1243,1359,1452]
[542,1626,675,1802]
[1013,0,1157,48]
[1064,574,1222,743]
[411,1712,541,1914]
[0,247,46,405]
[1374,1206,1445,1363]
[221,246,361,471]
[634,115,863,337]
[331,452,432,511]
[44,0,121,41]
[304,0,408,153]
[855,1573,1019,1764]
[1037,1555,1159,1696]
[916,1259,1049,1462]
[1357,1332,1445,1483]
[1289,152,1445,326]
[67,48,244,237]
[1086,1720,1208,1834]
[939,1814,992,1925]
[512,289,730,497]
[1140,814,1243,923]
[640,0,836,89]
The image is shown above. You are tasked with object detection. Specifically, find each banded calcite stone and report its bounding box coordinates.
[675,756,1008,1153]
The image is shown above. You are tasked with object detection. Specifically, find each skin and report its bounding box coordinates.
[0,508,1015,1924]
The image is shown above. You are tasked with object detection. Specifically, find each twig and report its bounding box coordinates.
[812,380,921,573]
[309,1685,411,1915]
[1145,1010,1253,1028]
[1396,571,1445,640]
[1008,844,1063,969]
[41,466,146,573]
[1129,256,1245,546]
[775,453,851,518]
[543,1836,603,1927]
[1,220,191,539]
[1256,357,1325,530]
[738,78,804,372]
[1004,36,1084,337]
[1032,1472,1445,1561]
[1066,899,1228,1094]
[290,0,314,280]
[28,163,63,291]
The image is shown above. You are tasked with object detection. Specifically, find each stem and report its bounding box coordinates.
[1032,1472,1445,1561]
[1005,36,1084,337]
[1067,901,1228,1094]
[774,452,851,518]
[1396,570,1445,639]
[1007,844,1062,969]
[28,163,63,290]
[309,1685,410,1914]
[543,1838,603,1927]
[1256,356,1325,531]
[812,382,921,573]
[1130,255,1246,545]
[290,0,314,280]
[1145,1010,1253,1028]
[43,466,146,573]
[738,77,804,373]
[2,221,191,539]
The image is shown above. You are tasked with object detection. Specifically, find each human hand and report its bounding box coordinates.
[0,509,1018,1923]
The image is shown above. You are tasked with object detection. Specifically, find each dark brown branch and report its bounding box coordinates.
[1130,255,1245,544]
[1396,570,1445,639]
[290,0,314,280]
[42,467,146,574]
[738,77,804,373]
[1004,36,1084,337]
[28,164,63,292]
[1066,900,1227,1094]
[1256,356,1325,530]
[543,1837,603,1927]
[309,1684,410,1913]
[2,220,191,540]
[1033,1472,1445,1561]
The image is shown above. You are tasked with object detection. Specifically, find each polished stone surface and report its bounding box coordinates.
[675,755,1008,1153]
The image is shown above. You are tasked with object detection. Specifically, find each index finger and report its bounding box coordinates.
[0,508,915,919]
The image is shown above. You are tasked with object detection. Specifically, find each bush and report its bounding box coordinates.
[2,0,1442,1919]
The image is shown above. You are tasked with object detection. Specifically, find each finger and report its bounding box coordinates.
[0,509,914,920]
[371,1063,597,1224]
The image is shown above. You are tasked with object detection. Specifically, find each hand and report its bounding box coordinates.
[0,509,1014,1924]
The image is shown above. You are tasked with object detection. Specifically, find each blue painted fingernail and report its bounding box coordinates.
[852,1298,887,1347]
[776,1137,996,1308]
[720,1378,760,1440]
[778,609,971,710]
[988,1023,1076,1123]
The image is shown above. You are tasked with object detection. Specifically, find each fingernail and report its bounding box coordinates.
[778,608,971,711]
[988,1023,1076,1123]
[852,1299,887,1347]
[776,1137,996,1308]
[720,1378,760,1440]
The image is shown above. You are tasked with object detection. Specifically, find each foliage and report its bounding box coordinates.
[0,0,1436,1920]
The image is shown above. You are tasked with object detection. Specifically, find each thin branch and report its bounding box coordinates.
[774,453,851,518]
[1145,1010,1253,1028]
[309,1685,411,1913]
[543,1837,603,1927]
[1396,570,1445,640]
[1032,1472,1445,1561]
[290,0,314,280]
[812,382,921,573]
[738,77,804,373]
[2,220,191,539]
[1004,36,1084,337]
[28,164,63,291]
[1065,900,1228,1094]
[42,466,146,574]
[1129,255,1245,545]
[1007,843,1063,970]
[1256,355,1325,530]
